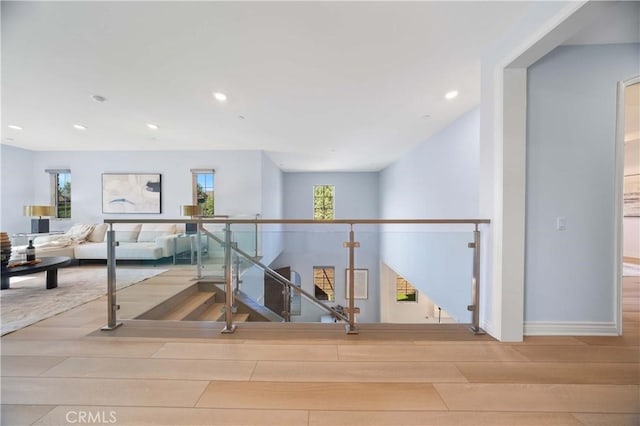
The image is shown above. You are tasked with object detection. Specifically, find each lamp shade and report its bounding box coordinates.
[182,205,201,235]
[23,205,55,217]
[182,205,202,216]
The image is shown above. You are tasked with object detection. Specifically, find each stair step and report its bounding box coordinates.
[233,313,250,322]
[195,306,251,322]
[195,303,225,321]
[161,292,217,321]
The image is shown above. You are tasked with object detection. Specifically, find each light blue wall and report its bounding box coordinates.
[0,149,265,235]
[379,108,480,321]
[525,43,640,324]
[380,108,479,219]
[260,153,284,265]
[274,172,381,322]
[283,172,379,219]
[1,145,35,233]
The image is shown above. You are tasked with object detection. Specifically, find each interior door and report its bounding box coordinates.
[264,266,291,318]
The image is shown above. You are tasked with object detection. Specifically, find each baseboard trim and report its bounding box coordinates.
[524,321,619,336]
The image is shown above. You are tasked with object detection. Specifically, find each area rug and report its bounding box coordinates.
[0,266,166,335]
[623,263,640,277]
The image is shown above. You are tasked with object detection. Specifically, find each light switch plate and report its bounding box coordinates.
[556,216,566,231]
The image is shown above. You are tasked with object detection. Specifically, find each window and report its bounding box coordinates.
[314,266,335,301]
[46,169,71,219]
[396,275,418,302]
[313,185,334,220]
[191,169,215,216]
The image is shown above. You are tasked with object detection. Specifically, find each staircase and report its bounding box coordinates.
[135,280,271,322]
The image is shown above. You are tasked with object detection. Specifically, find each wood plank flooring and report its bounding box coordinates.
[1,272,638,425]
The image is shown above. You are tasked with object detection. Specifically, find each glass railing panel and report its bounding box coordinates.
[262,226,359,323]
[197,224,226,278]
[230,223,258,258]
[378,224,475,325]
[103,219,485,332]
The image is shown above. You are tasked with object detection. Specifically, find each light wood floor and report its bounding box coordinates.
[1,271,638,425]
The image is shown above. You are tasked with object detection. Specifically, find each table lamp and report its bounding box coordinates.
[24,205,55,233]
[182,205,202,234]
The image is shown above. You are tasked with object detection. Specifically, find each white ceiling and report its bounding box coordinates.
[2,2,638,172]
[1,1,533,171]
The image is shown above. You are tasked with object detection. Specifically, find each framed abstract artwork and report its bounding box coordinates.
[102,173,162,214]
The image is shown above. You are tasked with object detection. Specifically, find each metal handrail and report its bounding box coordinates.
[204,228,350,323]
[103,218,490,225]
[102,217,490,335]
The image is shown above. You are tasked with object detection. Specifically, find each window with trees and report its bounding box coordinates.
[313,185,334,220]
[191,169,215,216]
[314,266,335,301]
[396,275,418,302]
[47,169,71,219]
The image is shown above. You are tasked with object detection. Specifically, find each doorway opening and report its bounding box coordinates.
[618,78,640,334]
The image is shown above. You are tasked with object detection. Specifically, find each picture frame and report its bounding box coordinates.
[345,268,368,299]
[624,174,640,217]
[102,173,162,214]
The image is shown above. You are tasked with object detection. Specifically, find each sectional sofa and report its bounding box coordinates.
[12,223,191,262]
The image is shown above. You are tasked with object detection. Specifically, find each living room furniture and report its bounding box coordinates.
[182,205,202,234]
[1,256,72,290]
[10,223,194,263]
[23,205,55,233]
[11,231,64,246]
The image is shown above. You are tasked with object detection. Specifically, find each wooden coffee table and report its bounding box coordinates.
[1,256,72,290]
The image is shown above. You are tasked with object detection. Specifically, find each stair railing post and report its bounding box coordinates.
[343,224,359,334]
[467,224,485,335]
[222,222,236,333]
[282,282,291,322]
[196,220,203,279]
[231,241,239,314]
[102,224,122,330]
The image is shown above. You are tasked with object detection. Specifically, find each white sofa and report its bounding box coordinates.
[13,223,189,262]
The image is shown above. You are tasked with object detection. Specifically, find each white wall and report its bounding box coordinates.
[0,145,35,233]
[525,43,640,327]
[0,149,265,235]
[379,108,480,322]
[380,263,451,323]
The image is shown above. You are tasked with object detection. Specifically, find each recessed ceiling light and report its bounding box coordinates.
[213,92,227,102]
[4,137,14,142]
[238,115,245,120]
[73,124,87,130]
[91,94,107,103]
[445,90,459,100]
[8,124,23,130]
[422,114,431,119]
[147,123,159,130]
